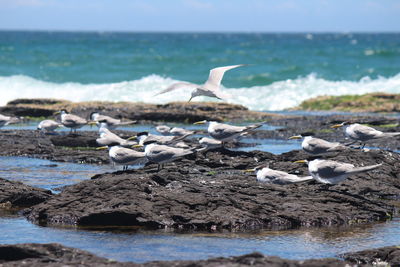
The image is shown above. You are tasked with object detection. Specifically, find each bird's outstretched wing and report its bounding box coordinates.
[204,64,245,90]
[154,82,198,96]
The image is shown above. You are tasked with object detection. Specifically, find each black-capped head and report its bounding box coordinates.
[89,111,100,121]
[143,140,158,146]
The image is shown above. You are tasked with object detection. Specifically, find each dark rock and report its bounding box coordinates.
[342,245,400,266]
[0,130,109,164]
[1,99,280,123]
[0,243,135,266]
[23,148,400,231]
[2,243,400,266]
[0,178,52,208]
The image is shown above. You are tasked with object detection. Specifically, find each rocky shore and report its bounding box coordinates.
[1,243,400,266]
[0,98,280,123]
[22,148,400,231]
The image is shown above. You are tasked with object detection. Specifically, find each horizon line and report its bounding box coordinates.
[0,29,399,34]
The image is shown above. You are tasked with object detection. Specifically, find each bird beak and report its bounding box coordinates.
[331,123,344,129]
[132,144,144,148]
[87,121,97,127]
[289,135,302,140]
[96,146,108,150]
[294,160,307,164]
[127,136,138,141]
[243,168,255,173]
[187,96,193,103]
[193,120,207,125]
[53,111,61,115]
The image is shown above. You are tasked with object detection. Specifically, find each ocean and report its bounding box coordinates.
[0,31,399,111]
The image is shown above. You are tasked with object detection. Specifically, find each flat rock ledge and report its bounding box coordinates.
[0,178,52,209]
[24,148,400,231]
[1,243,400,266]
[0,99,280,123]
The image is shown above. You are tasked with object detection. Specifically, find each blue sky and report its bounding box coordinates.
[0,0,399,32]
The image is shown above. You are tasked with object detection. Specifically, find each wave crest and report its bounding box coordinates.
[1,73,400,111]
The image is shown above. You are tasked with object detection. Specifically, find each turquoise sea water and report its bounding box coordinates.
[1,31,400,110]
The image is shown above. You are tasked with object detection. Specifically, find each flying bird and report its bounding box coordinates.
[155,64,246,102]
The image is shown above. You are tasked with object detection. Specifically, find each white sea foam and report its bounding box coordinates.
[1,73,400,111]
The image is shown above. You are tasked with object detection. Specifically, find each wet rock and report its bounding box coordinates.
[1,99,280,123]
[146,252,346,267]
[24,148,400,231]
[0,243,134,266]
[342,245,400,266]
[2,243,400,266]
[0,130,109,164]
[0,178,52,208]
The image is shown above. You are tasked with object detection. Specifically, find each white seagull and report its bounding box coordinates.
[194,120,262,144]
[55,110,88,133]
[155,64,246,102]
[134,140,197,170]
[0,113,20,128]
[294,159,382,184]
[245,165,313,185]
[332,122,400,148]
[89,112,136,129]
[289,135,347,156]
[97,145,147,171]
[37,119,62,133]
[96,123,136,147]
[155,125,195,137]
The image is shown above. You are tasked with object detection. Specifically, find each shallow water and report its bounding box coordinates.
[0,215,399,263]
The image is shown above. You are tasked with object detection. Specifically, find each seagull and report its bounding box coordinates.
[194,120,262,144]
[37,119,62,133]
[244,165,313,185]
[96,123,137,147]
[155,125,171,135]
[97,145,147,171]
[132,131,190,146]
[55,110,87,133]
[289,135,347,156]
[0,113,20,128]
[198,137,222,150]
[294,159,382,184]
[155,64,246,102]
[332,122,400,148]
[89,112,136,129]
[155,125,195,137]
[134,140,198,170]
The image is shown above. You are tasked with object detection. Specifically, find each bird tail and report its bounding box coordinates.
[292,176,314,183]
[347,163,382,175]
[382,132,400,138]
[245,122,263,132]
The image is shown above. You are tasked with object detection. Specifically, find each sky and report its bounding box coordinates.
[0,0,399,32]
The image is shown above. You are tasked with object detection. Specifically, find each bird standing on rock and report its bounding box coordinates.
[244,165,313,185]
[134,140,198,170]
[97,145,147,171]
[155,64,246,102]
[294,159,382,184]
[37,119,62,133]
[89,112,136,130]
[194,120,263,145]
[96,123,137,147]
[0,113,20,128]
[55,110,87,134]
[289,134,347,156]
[332,122,400,149]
